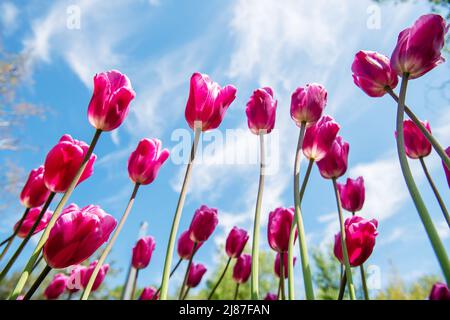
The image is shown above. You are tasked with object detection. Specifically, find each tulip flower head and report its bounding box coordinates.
[177,230,203,260]
[139,287,159,300]
[44,134,97,193]
[396,119,432,159]
[43,204,117,269]
[337,176,365,212]
[19,166,50,208]
[189,205,219,243]
[267,207,296,253]
[14,206,53,238]
[186,263,207,288]
[290,83,327,126]
[66,265,85,293]
[264,292,278,300]
[128,138,170,185]
[185,72,237,132]
[317,136,350,179]
[274,252,296,279]
[132,236,156,270]
[303,115,340,162]
[44,273,68,300]
[225,227,249,258]
[245,87,277,135]
[429,282,450,300]
[443,147,450,188]
[232,254,252,284]
[87,70,136,131]
[334,216,378,267]
[81,260,110,292]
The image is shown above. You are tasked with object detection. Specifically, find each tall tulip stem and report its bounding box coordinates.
[395,75,450,285]
[160,127,201,300]
[81,182,141,300]
[153,258,183,299]
[0,207,30,262]
[279,252,286,300]
[208,257,232,300]
[178,243,197,300]
[131,269,139,300]
[23,265,52,300]
[234,283,240,300]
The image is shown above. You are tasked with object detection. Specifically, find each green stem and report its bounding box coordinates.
[153,257,182,300]
[0,207,30,262]
[8,129,102,300]
[182,287,190,300]
[67,291,73,300]
[208,257,231,300]
[337,268,346,300]
[160,128,201,300]
[360,264,369,300]
[131,269,139,300]
[251,133,265,300]
[179,243,197,300]
[31,252,44,273]
[332,178,356,300]
[23,265,52,300]
[81,182,140,300]
[234,283,240,300]
[279,252,286,300]
[395,75,450,285]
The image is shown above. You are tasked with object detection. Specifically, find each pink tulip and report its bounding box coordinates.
[245,87,277,134]
[317,136,350,179]
[274,252,296,279]
[43,204,116,269]
[303,115,340,162]
[127,138,170,185]
[177,230,203,260]
[334,216,378,267]
[391,14,448,79]
[66,265,85,293]
[44,273,68,300]
[132,236,156,270]
[429,282,450,300]
[185,72,237,132]
[19,166,50,208]
[264,292,277,300]
[139,286,159,300]
[186,263,207,288]
[225,227,249,258]
[337,177,365,212]
[443,147,450,188]
[290,83,327,125]
[352,51,399,97]
[396,119,432,159]
[87,70,136,131]
[14,207,53,238]
[267,207,296,253]
[44,134,97,193]
[232,254,251,284]
[189,205,218,243]
[80,260,109,291]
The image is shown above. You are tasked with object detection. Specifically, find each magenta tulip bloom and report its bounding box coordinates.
[264,292,277,300]
[81,260,109,291]
[185,72,237,132]
[44,134,97,193]
[337,177,365,213]
[189,205,218,243]
[43,204,117,269]
[87,70,135,131]
[443,147,450,188]
[396,119,432,159]
[67,265,85,293]
[132,236,156,270]
[268,207,296,253]
[232,254,251,284]
[245,87,277,135]
[44,273,68,300]
[391,14,448,79]
[274,252,296,279]
[225,227,249,258]
[14,207,53,238]
[290,83,327,125]
[139,287,159,300]
[186,263,207,288]
[334,216,378,267]
[177,230,203,260]
[352,51,399,97]
[429,282,450,300]
[19,166,50,208]
[317,136,350,179]
[303,115,340,162]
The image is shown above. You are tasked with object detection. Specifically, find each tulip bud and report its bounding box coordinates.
[391,14,448,79]
[334,216,378,267]
[19,166,51,208]
[87,70,136,131]
[264,292,277,300]
[81,260,110,291]
[443,147,450,188]
[186,263,207,288]
[351,51,399,97]
[245,87,277,135]
[44,134,97,193]
[395,119,432,159]
[132,236,156,270]
[139,286,159,300]
[225,227,249,258]
[177,230,203,260]
[290,83,327,125]
[189,205,218,243]
[303,115,340,162]
[232,254,252,284]
[14,207,53,238]
[66,265,85,293]
[429,282,450,300]
[127,138,170,185]
[43,204,116,269]
[267,207,296,253]
[337,176,365,212]
[44,273,68,300]
[185,72,237,132]
[274,252,296,279]
[317,136,349,179]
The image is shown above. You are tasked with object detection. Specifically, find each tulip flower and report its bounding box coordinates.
[186,263,207,288]
[245,87,277,135]
[132,236,156,270]
[189,205,218,243]
[337,177,365,213]
[87,70,136,131]
[429,282,450,300]
[128,138,170,185]
[264,292,277,300]
[44,273,68,300]
[233,254,252,284]
[14,207,53,238]
[139,287,159,300]
[20,166,50,208]
[444,147,450,188]
[177,230,201,260]
[396,119,432,159]
[302,115,340,162]
[274,253,296,279]
[352,51,399,97]
[81,261,109,292]
[317,136,349,180]
[334,216,378,267]
[268,207,296,253]
[225,227,249,258]
[391,14,448,79]
[67,265,85,293]
[290,83,327,125]
[43,204,116,269]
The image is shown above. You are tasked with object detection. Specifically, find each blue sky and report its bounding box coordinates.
[1,0,449,297]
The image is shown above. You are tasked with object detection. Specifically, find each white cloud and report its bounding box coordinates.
[0,2,18,34]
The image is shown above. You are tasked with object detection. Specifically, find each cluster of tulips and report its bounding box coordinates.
[0,13,449,301]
